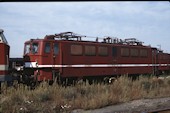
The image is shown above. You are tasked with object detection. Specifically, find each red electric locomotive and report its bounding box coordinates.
[23,32,170,84]
[0,29,11,82]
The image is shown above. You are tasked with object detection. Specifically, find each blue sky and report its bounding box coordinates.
[0,2,170,57]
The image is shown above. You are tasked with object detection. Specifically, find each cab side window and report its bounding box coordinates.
[25,44,30,54]
[32,43,39,54]
[45,43,51,53]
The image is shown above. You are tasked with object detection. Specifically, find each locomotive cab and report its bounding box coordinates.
[23,37,60,83]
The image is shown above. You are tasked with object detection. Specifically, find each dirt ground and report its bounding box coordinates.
[72,97,170,113]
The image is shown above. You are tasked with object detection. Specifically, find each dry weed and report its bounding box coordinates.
[0,75,170,112]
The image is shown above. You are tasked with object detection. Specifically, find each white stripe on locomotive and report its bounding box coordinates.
[24,62,170,68]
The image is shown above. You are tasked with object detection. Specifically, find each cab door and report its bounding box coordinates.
[51,42,61,81]
[43,42,53,65]
[37,41,61,81]
[52,42,59,68]
[43,41,60,70]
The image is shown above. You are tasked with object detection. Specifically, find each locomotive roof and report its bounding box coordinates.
[26,36,151,49]
[25,32,160,50]
[52,32,151,47]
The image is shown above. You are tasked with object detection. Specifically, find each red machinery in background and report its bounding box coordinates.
[0,29,11,82]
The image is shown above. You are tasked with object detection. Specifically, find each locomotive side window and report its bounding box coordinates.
[121,48,129,57]
[71,45,82,55]
[130,48,138,57]
[54,43,59,55]
[45,43,51,53]
[25,44,30,54]
[85,45,96,56]
[112,47,117,56]
[140,49,148,57]
[32,43,39,54]
[98,46,108,56]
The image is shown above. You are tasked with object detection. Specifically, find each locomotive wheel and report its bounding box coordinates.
[29,80,40,90]
[104,77,110,84]
[51,71,61,85]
